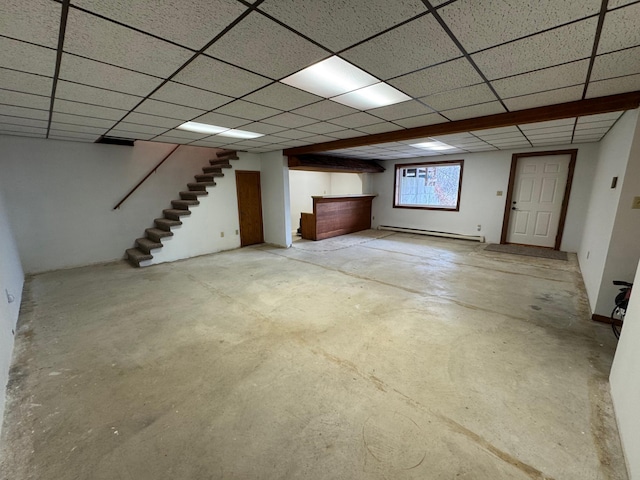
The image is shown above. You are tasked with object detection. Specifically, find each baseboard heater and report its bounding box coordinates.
[378,225,485,243]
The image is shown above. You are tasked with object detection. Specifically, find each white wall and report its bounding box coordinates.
[371,143,598,247]
[150,153,262,265]
[596,112,640,314]
[0,187,24,436]
[288,171,364,233]
[260,151,291,247]
[0,136,220,273]
[577,110,639,314]
[610,259,640,480]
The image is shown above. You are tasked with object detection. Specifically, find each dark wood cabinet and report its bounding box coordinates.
[300,195,376,241]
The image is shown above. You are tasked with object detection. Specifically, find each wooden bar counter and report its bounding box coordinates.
[300,194,376,241]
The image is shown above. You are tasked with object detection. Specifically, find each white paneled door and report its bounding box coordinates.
[506,154,571,248]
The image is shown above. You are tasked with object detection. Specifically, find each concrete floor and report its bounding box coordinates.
[0,231,628,480]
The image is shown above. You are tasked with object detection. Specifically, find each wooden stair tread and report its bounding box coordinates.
[163,208,191,217]
[145,228,173,242]
[179,190,208,199]
[126,248,152,266]
[188,182,216,190]
[136,237,163,254]
[171,199,199,209]
[195,173,224,181]
[202,166,224,173]
[208,159,233,167]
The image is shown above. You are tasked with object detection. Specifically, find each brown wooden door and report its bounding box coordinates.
[235,170,264,246]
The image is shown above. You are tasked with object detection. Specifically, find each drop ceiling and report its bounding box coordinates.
[1,0,640,158]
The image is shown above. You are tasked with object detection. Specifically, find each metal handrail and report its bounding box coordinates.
[113,144,181,210]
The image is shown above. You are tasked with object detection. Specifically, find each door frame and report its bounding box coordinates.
[500,149,578,250]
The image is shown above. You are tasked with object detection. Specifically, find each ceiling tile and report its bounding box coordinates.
[55,81,142,110]
[205,12,328,79]
[53,99,126,120]
[51,112,116,128]
[112,122,168,135]
[440,0,601,53]
[520,118,577,131]
[238,122,287,135]
[367,100,434,121]
[173,55,272,98]
[48,130,100,140]
[586,74,640,98]
[525,131,574,140]
[393,113,448,128]
[0,38,57,76]
[420,83,497,111]
[598,3,640,54]
[341,14,461,80]
[441,102,506,121]
[573,126,610,136]
[356,123,404,135]
[214,100,283,121]
[503,85,583,111]
[262,112,317,128]
[298,122,346,135]
[290,100,358,121]
[608,0,636,7]
[389,58,484,98]
[471,126,522,137]
[590,46,640,80]
[149,135,195,144]
[0,90,50,110]
[0,130,45,139]
[120,112,182,129]
[326,129,368,139]
[0,124,46,135]
[64,9,193,77]
[472,18,597,80]
[71,0,247,50]
[191,111,250,129]
[3,0,61,48]
[49,122,106,135]
[530,139,572,146]
[1,69,52,97]
[49,135,95,143]
[59,54,163,96]
[108,130,156,141]
[271,129,313,140]
[0,116,48,128]
[259,0,427,52]
[329,112,382,128]
[513,124,573,136]
[300,134,338,143]
[577,112,623,124]
[150,82,232,110]
[242,83,322,110]
[134,99,205,120]
[491,60,589,98]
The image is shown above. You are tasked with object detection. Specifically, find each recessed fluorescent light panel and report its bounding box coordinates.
[411,140,455,151]
[332,82,411,110]
[281,56,378,97]
[178,122,263,139]
[177,122,227,135]
[281,56,410,109]
[217,129,263,139]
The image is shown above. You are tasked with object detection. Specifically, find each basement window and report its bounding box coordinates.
[394,160,463,211]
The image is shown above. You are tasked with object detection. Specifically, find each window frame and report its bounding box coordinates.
[393,159,464,211]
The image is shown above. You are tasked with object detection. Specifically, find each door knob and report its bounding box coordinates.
[512,207,518,210]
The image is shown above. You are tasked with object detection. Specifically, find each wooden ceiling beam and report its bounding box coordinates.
[284,91,640,156]
[288,154,385,173]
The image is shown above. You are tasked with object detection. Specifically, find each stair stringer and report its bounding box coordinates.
[148,152,261,266]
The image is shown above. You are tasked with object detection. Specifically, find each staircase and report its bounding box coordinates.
[125,150,239,267]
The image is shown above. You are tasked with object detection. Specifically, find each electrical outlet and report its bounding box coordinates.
[477,224,481,231]
[220,232,224,237]
[496,191,503,196]
[235,229,239,235]
[587,251,590,259]
[632,196,640,209]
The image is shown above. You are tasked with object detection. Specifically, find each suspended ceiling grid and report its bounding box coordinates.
[1,0,639,157]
